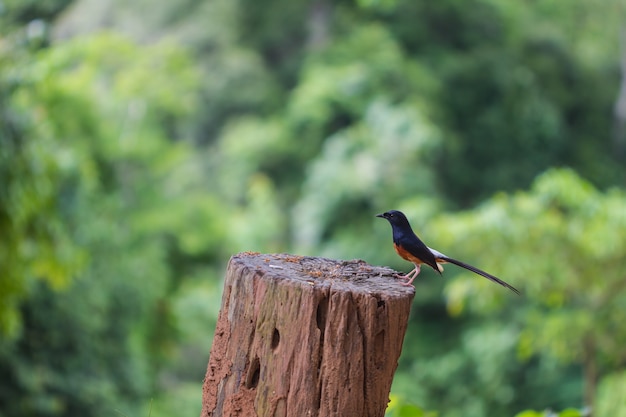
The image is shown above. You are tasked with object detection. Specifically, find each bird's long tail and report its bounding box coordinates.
[438,255,521,295]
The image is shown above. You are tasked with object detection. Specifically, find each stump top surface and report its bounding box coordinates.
[231,252,415,298]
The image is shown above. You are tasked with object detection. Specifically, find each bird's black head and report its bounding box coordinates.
[375,210,412,229]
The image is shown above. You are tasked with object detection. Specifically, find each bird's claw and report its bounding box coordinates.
[395,274,416,286]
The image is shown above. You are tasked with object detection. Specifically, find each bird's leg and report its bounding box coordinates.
[394,266,417,281]
[394,265,420,283]
[401,264,421,286]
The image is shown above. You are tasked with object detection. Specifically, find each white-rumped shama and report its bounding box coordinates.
[377,210,520,295]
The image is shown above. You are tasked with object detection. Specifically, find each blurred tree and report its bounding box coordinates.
[433,169,626,413]
[53,0,626,204]
[0,0,621,415]
[514,409,587,417]
[0,31,229,416]
[211,23,442,255]
[385,394,438,417]
[1,0,72,23]
[0,34,85,336]
[366,0,624,206]
[595,370,626,417]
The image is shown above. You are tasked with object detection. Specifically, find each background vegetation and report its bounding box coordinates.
[1,0,625,416]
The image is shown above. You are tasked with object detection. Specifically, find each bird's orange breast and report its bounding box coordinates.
[393,243,425,264]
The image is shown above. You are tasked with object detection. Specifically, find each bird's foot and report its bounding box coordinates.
[401,276,417,286]
[399,265,420,286]
[393,273,411,281]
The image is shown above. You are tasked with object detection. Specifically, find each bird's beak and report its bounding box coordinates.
[375,213,385,218]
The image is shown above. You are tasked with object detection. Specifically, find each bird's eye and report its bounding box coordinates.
[388,213,394,217]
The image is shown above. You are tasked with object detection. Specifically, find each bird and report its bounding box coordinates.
[376,210,520,295]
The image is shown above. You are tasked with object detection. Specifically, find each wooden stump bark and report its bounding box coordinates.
[200,252,415,417]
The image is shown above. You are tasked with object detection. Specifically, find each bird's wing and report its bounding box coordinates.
[427,247,448,260]
[395,236,440,273]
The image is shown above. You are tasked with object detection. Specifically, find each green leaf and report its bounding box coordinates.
[513,411,545,417]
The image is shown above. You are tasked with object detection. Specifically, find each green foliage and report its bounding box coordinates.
[596,370,626,417]
[514,408,586,417]
[381,0,624,206]
[0,31,226,416]
[437,169,626,369]
[386,394,438,417]
[144,383,202,417]
[0,39,86,336]
[397,169,624,415]
[1,0,625,416]
[0,0,72,27]
[293,99,440,253]
[382,170,626,416]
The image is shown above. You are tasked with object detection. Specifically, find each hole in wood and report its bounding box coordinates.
[245,357,261,389]
[271,328,280,350]
[315,296,328,383]
[316,297,328,331]
[249,326,256,346]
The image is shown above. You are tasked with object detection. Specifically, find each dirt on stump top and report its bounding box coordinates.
[230,251,414,298]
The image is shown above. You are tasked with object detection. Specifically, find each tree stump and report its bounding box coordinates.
[200,252,415,417]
